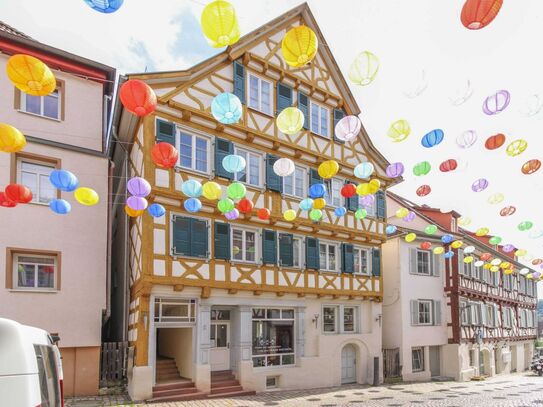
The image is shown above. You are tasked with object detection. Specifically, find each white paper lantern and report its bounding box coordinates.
[273,157,295,177]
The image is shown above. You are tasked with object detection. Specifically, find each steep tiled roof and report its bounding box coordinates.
[0,21,33,40]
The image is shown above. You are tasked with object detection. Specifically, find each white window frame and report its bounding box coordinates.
[309,99,330,138]
[176,127,211,175]
[416,249,431,276]
[251,307,295,368]
[234,146,264,188]
[485,304,495,327]
[353,246,371,276]
[324,178,343,208]
[460,300,470,326]
[20,88,61,121]
[247,72,272,115]
[463,260,474,278]
[322,305,359,334]
[153,297,197,325]
[412,347,424,372]
[417,300,433,325]
[319,241,340,272]
[231,226,259,264]
[503,306,512,328]
[16,158,56,205]
[503,273,512,291]
[292,235,304,269]
[13,253,57,291]
[282,165,306,199]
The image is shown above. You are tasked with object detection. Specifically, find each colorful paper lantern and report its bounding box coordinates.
[334,207,347,217]
[487,193,504,204]
[127,196,148,211]
[386,162,404,178]
[49,199,71,215]
[227,182,246,200]
[151,142,179,168]
[237,198,254,214]
[84,0,124,13]
[515,249,527,257]
[299,198,314,211]
[257,208,270,220]
[488,236,502,245]
[184,198,201,213]
[5,184,32,203]
[313,198,326,210]
[218,198,235,213]
[74,187,99,206]
[532,259,543,266]
[318,160,339,179]
[124,205,143,217]
[309,209,323,221]
[181,180,203,198]
[356,183,371,197]
[211,92,242,124]
[385,225,397,234]
[464,245,475,254]
[276,107,304,134]
[474,260,484,267]
[529,229,543,239]
[202,182,222,200]
[0,123,26,153]
[200,0,240,47]
[127,177,151,197]
[403,211,416,222]
[483,89,510,115]
[521,159,540,175]
[461,0,503,30]
[309,183,326,199]
[341,184,357,198]
[368,179,380,194]
[355,208,367,220]
[518,221,533,231]
[485,133,506,150]
[502,244,515,253]
[425,225,438,235]
[395,207,409,218]
[421,129,444,148]
[405,233,417,243]
[451,240,463,249]
[273,158,295,177]
[387,119,411,142]
[475,227,489,236]
[348,51,379,86]
[456,130,477,148]
[283,209,297,221]
[6,54,56,96]
[360,194,375,208]
[0,192,16,208]
[416,185,431,197]
[335,115,361,142]
[148,203,166,218]
[49,169,79,192]
[354,162,374,179]
[471,178,489,192]
[225,208,239,220]
[480,253,492,261]
[420,242,432,250]
[439,159,457,173]
[222,154,246,173]
[506,139,528,157]
[500,206,516,217]
[413,161,431,176]
[441,234,454,244]
[443,249,453,257]
[119,80,157,117]
[282,25,318,68]
[464,256,474,264]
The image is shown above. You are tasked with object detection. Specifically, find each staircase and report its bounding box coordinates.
[208,370,256,399]
[148,357,206,402]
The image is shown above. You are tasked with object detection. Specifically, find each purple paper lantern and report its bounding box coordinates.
[403,211,416,222]
[360,194,375,208]
[532,271,541,279]
[225,208,240,220]
[502,244,515,253]
[483,90,510,115]
[127,177,151,197]
[471,178,489,192]
[127,196,148,211]
[386,162,405,178]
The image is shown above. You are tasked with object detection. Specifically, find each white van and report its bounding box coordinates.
[0,318,64,407]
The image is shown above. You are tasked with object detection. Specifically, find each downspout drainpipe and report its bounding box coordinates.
[103,94,113,332]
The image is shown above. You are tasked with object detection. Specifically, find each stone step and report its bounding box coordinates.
[207,390,256,399]
[211,379,240,388]
[156,366,180,375]
[153,386,199,398]
[152,380,195,392]
[148,391,208,403]
[157,372,183,381]
[210,384,244,394]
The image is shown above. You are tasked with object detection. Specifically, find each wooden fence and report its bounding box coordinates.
[383,348,401,379]
[100,342,129,387]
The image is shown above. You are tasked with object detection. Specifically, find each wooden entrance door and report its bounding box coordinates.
[210,322,230,371]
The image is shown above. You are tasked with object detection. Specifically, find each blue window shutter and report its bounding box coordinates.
[214,222,231,260]
[233,61,245,104]
[345,180,358,211]
[215,138,234,180]
[376,190,386,219]
[309,169,322,187]
[156,119,176,146]
[172,216,191,256]
[333,109,346,144]
[262,230,277,265]
[276,83,293,115]
[305,237,320,270]
[372,248,381,277]
[342,243,354,273]
[190,218,208,258]
[298,91,309,130]
[278,233,294,267]
[266,154,283,192]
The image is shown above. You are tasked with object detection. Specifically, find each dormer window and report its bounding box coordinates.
[451,217,457,232]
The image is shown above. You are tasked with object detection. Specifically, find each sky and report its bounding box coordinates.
[2,0,542,296]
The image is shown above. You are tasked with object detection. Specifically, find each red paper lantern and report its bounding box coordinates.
[257,208,270,220]
[151,142,179,168]
[480,252,492,261]
[439,159,458,173]
[119,79,157,117]
[237,198,254,214]
[484,133,506,150]
[420,242,432,250]
[341,183,357,198]
[461,0,503,30]
[0,192,16,208]
[521,159,541,175]
[500,206,516,217]
[5,183,32,203]
[416,185,431,197]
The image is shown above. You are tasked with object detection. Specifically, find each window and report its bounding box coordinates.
[319,242,338,272]
[503,307,512,328]
[460,300,470,326]
[503,273,512,291]
[519,277,526,294]
[234,147,262,187]
[469,349,476,367]
[463,259,474,277]
[34,344,62,407]
[417,250,431,275]
[471,302,483,326]
[210,324,228,348]
[417,300,432,325]
[232,227,257,263]
[322,305,359,334]
[179,132,209,173]
[211,309,231,321]
[324,178,343,207]
[359,196,376,217]
[412,347,424,372]
[491,270,499,286]
[310,100,329,137]
[248,73,272,115]
[283,166,305,198]
[20,85,61,120]
[343,307,356,332]
[486,304,495,327]
[171,216,209,258]
[252,308,295,367]
[154,298,196,323]
[323,306,337,333]
[353,247,371,275]
[17,159,56,204]
[292,236,302,268]
[12,253,57,290]
[266,376,278,389]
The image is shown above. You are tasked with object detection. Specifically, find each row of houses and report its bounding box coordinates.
[0,4,538,402]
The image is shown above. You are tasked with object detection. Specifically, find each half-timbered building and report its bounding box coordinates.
[110,4,397,401]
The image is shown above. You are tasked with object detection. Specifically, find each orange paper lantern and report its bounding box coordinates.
[521,159,541,175]
[237,198,254,214]
[120,80,157,117]
[151,142,179,168]
[257,208,270,220]
[485,133,506,150]
[461,0,503,30]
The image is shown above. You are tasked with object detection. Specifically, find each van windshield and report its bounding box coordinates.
[34,344,61,407]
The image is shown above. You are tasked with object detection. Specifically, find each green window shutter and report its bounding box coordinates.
[215,138,234,180]
[345,180,358,211]
[276,83,293,115]
[214,222,231,260]
[278,233,294,267]
[172,216,191,256]
[262,230,277,265]
[266,154,283,192]
[156,119,176,146]
[233,61,245,104]
[305,237,320,270]
[333,109,346,144]
[298,91,309,130]
[372,248,381,277]
[190,218,208,258]
[376,190,386,219]
[341,243,354,273]
[309,169,322,187]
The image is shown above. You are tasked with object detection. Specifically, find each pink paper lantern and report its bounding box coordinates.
[334,115,361,142]
[127,196,148,211]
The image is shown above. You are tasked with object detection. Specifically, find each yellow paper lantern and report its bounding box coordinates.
[387,119,411,142]
[487,193,504,204]
[475,227,489,237]
[433,247,444,255]
[125,205,143,217]
[74,187,99,206]
[451,240,463,249]
[356,183,371,196]
[281,25,318,68]
[283,209,297,221]
[202,181,222,200]
[464,256,474,263]
[515,249,527,257]
[405,232,417,242]
[348,51,379,86]
[368,179,381,194]
[276,107,304,135]
[7,54,56,96]
[200,0,240,48]
[313,198,326,210]
[500,261,511,269]
[458,216,471,226]
[504,268,514,275]
[0,123,26,153]
[505,139,528,157]
[318,160,339,179]
[490,266,500,273]
[395,207,409,218]
[483,263,492,270]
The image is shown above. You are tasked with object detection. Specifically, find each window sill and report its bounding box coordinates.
[174,166,211,178]
[247,106,274,119]
[9,289,58,293]
[321,331,360,335]
[310,130,331,140]
[251,364,296,370]
[17,109,62,122]
[171,253,210,261]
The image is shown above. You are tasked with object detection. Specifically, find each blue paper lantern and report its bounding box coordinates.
[441,234,454,244]
[421,129,444,148]
[148,203,165,218]
[354,162,374,179]
[211,93,242,124]
[444,251,455,259]
[83,0,124,13]
[184,198,202,213]
[49,169,79,192]
[334,207,347,217]
[309,183,327,199]
[385,225,397,234]
[299,198,314,211]
[49,199,71,215]
[222,154,246,173]
[181,180,202,198]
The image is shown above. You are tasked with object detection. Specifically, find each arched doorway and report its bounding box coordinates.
[479,349,491,376]
[341,344,357,384]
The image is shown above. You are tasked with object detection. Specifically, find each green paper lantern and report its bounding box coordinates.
[217,198,235,213]
[518,221,533,231]
[309,209,323,221]
[413,161,431,176]
[488,236,502,245]
[227,182,246,200]
[425,224,438,235]
[355,208,367,220]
